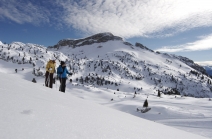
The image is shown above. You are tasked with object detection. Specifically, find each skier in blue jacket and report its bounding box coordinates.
[57,61,72,93]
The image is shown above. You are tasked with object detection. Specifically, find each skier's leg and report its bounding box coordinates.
[63,78,67,93]
[61,78,64,92]
[45,71,49,87]
[49,73,53,88]
[61,78,66,93]
[59,77,62,91]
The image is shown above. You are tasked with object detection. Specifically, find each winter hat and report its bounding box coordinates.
[49,55,56,63]
[60,61,65,65]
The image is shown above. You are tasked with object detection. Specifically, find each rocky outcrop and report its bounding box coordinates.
[176,56,207,75]
[48,32,123,49]
[135,43,154,52]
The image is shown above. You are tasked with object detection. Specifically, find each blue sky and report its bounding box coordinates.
[0,0,212,63]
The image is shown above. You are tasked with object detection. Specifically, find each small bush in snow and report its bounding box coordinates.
[158,90,161,97]
[32,78,37,83]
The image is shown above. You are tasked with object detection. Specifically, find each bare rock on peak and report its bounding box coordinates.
[49,32,123,49]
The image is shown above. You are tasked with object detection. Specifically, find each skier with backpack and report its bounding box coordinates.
[45,59,56,88]
[57,61,72,93]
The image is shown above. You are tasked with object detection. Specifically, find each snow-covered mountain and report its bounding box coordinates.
[0,33,212,98]
[1,33,212,138]
[0,72,209,139]
[48,33,212,98]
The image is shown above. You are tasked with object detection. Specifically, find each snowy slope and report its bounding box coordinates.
[0,42,68,76]
[1,33,212,138]
[0,72,209,139]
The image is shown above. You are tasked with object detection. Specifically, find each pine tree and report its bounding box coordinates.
[158,90,161,97]
[143,99,148,107]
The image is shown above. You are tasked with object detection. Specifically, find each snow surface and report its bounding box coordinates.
[0,39,212,138]
[0,72,209,139]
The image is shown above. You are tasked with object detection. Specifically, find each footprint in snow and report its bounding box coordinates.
[21,110,33,115]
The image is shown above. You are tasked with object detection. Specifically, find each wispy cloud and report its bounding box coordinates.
[155,34,212,52]
[1,0,212,39]
[0,0,50,25]
[56,0,212,38]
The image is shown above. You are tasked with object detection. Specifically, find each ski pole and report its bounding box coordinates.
[55,78,57,90]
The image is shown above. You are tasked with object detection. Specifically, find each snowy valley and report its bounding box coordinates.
[0,33,212,138]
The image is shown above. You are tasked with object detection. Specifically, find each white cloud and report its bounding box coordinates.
[56,0,212,38]
[196,61,212,66]
[1,0,212,39]
[0,0,50,25]
[155,34,212,52]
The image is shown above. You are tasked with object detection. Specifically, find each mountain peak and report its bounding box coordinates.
[49,32,123,49]
[135,42,154,52]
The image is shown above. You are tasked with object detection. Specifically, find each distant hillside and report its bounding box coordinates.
[203,66,212,77]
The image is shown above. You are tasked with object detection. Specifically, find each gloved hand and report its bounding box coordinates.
[68,73,72,77]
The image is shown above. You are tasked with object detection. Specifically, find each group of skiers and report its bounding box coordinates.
[45,59,72,93]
